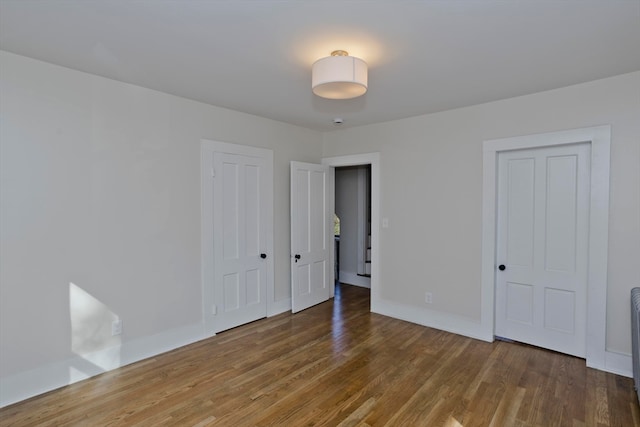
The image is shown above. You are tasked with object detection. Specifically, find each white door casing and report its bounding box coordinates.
[202,140,273,335]
[495,143,590,357]
[322,153,380,311]
[482,126,610,371]
[290,161,333,313]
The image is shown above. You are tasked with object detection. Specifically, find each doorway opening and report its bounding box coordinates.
[322,152,380,313]
[335,165,371,289]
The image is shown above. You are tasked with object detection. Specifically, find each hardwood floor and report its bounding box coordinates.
[1,283,638,426]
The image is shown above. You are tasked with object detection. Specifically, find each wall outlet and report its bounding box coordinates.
[425,292,433,304]
[111,319,123,336]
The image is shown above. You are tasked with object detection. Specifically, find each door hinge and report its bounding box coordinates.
[211,168,216,177]
[211,304,217,315]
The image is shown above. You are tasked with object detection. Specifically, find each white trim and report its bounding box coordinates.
[268,298,292,317]
[482,125,611,370]
[0,322,209,408]
[600,351,632,378]
[200,139,274,335]
[339,271,371,289]
[374,298,491,342]
[323,153,380,311]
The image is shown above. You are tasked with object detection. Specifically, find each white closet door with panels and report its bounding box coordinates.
[495,143,590,357]
[202,141,273,334]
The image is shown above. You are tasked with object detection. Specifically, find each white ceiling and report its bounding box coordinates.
[1,0,639,131]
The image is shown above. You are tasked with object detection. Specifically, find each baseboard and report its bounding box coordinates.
[4,301,630,409]
[268,298,292,317]
[339,271,371,289]
[373,295,633,378]
[602,351,633,378]
[0,322,210,408]
[371,295,492,342]
[1,300,296,408]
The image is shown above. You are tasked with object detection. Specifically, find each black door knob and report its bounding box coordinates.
[498,264,506,271]
[294,254,301,263]
[260,253,267,259]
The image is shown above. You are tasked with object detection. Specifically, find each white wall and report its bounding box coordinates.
[323,72,640,363]
[1,49,637,406]
[0,51,322,405]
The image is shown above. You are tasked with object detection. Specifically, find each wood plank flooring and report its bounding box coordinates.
[1,284,638,426]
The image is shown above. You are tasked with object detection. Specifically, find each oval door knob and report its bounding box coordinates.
[260,253,267,259]
[498,264,506,271]
[294,254,301,259]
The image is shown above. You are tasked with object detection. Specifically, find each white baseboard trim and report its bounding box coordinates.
[3,302,630,409]
[371,296,492,342]
[0,322,210,408]
[600,351,632,378]
[339,271,371,289]
[268,298,292,317]
[374,296,633,378]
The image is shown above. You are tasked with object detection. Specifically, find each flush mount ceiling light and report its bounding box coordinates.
[312,50,368,99]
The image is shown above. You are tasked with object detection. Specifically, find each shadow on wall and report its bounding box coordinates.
[68,283,121,382]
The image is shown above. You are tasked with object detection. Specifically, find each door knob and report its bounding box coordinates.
[294,254,301,263]
[498,264,506,271]
[260,253,267,259]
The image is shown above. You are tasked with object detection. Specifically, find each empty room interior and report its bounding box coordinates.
[1,1,639,425]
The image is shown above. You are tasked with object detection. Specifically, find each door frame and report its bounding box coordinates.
[322,153,380,309]
[201,139,274,336]
[481,125,610,370]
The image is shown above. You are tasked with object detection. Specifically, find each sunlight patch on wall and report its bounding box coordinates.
[69,282,121,374]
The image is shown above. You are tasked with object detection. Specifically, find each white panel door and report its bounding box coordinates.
[495,143,590,357]
[291,161,333,313]
[202,145,272,333]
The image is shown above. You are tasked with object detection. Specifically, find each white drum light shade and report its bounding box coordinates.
[312,51,368,99]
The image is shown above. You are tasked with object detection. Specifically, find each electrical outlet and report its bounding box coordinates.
[425,292,433,304]
[111,319,123,336]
